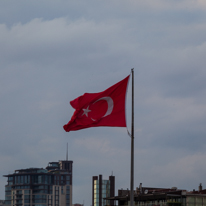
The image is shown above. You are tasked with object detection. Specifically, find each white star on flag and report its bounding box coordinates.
[82,106,91,117]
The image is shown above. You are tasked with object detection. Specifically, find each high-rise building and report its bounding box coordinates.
[92,175,115,206]
[4,160,73,206]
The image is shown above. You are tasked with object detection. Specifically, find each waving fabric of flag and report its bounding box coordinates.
[63,75,130,132]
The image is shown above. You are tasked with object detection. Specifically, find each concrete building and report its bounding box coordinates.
[92,175,115,206]
[4,160,73,206]
[106,183,206,206]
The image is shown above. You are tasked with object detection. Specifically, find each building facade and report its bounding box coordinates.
[4,160,73,206]
[106,183,206,206]
[92,175,115,206]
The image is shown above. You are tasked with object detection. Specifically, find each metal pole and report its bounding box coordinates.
[130,68,134,206]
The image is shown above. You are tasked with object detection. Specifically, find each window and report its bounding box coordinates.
[45,175,48,184]
[66,186,70,195]
[24,190,30,194]
[5,200,11,204]
[16,190,22,194]
[32,195,47,203]
[38,175,42,184]
[5,196,11,200]
[8,177,13,181]
[18,176,21,184]
[5,186,11,191]
[25,175,30,184]
[24,199,30,203]
[49,186,53,194]
[21,176,24,184]
[8,176,13,185]
[5,191,11,195]
[15,176,18,184]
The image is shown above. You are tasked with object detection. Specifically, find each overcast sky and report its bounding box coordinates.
[1,0,206,205]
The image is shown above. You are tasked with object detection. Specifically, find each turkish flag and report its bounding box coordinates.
[63,75,130,132]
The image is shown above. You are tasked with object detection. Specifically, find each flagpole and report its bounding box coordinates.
[130,68,134,206]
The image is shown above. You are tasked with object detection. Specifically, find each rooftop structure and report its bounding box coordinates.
[106,183,206,206]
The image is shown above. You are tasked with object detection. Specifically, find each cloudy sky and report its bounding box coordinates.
[1,0,206,205]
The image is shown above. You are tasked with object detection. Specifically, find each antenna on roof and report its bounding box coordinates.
[66,143,68,161]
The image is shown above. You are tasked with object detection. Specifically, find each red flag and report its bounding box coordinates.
[63,75,130,132]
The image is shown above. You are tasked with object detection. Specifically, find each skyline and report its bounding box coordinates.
[1,1,206,206]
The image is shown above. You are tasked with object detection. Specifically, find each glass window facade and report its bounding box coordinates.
[66,186,70,206]
[102,180,110,206]
[4,160,73,206]
[94,180,99,206]
[93,176,114,206]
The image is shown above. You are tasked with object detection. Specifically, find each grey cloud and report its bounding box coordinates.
[1,1,206,205]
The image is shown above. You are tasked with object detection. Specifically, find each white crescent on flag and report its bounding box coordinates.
[91,96,114,121]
